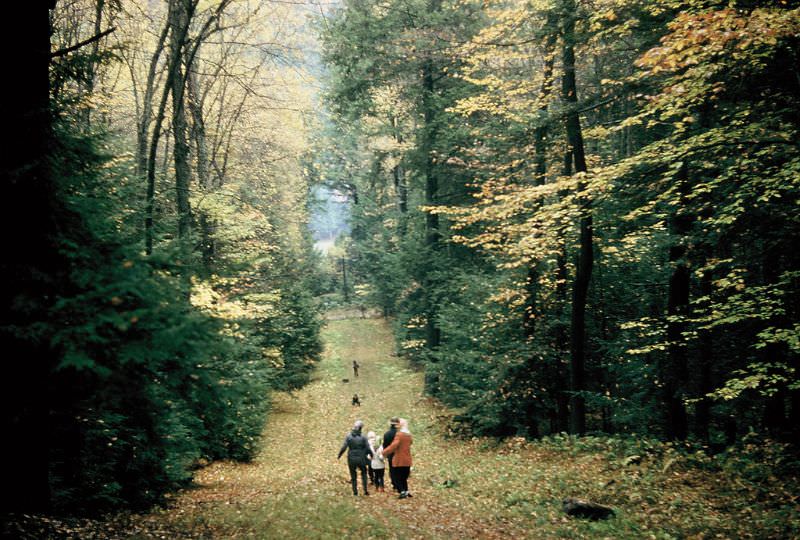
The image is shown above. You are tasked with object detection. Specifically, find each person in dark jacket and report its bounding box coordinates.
[382,417,400,492]
[337,420,373,496]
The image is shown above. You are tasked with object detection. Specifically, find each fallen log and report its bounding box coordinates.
[562,498,615,520]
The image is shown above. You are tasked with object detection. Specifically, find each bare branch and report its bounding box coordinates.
[50,27,116,58]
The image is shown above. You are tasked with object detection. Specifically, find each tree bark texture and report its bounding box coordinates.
[169,0,193,241]
[187,54,215,267]
[136,20,169,178]
[145,6,193,254]
[562,1,593,436]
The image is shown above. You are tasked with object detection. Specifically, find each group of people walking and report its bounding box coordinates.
[337,417,413,499]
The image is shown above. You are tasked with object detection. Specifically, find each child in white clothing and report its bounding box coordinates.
[370,438,386,493]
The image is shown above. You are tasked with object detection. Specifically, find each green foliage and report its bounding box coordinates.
[40,126,260,510]
[319,0,800,443]
[32,105,325,511]
[259,284,325,392]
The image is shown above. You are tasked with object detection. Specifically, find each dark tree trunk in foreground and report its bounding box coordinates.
[0,1,59,511]
[562,1,592,435]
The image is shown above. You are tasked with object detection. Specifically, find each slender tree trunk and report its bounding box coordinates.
[761,243,791,437]
[694,268,713,443]
[146,0,227,253]
[341,257,349,302]
[136,21,169,178]
[522,41,558,434]
[84,0,105,126]
[524,40,556,337]
[187,69,209,190]
[664,161,691,440]
[145,11,192,254]
[421,54,441,378]
[562,1,592,435]
[419,0,443,393]
[170,0,193,241]
[551,148,572,433]
[391,116,408,235]
[187,56,215,267]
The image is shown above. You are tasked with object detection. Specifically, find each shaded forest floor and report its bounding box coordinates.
[11,316,799,539]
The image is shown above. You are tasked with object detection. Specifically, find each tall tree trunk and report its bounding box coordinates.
[761,241,791,437]
[187,58,214,268]
[136,21,170,178]
[1,1,59,511]
[421,44,442,394]
[83,0,105,126]
[391,116,408,235]
[170,0,193,241]
[664,161,691,440]
[341,257,349,302]
[694,267,713,443]
[562,1,592,435]
[417,0,445,394]
[145,8,193,254]
[524,38,556,337]
[551,149,572,434]
[522,40,557,435]
[422,59,440,247]
[145,0,227,253]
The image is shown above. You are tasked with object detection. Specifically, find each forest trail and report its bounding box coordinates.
[39,315,793,539]
[143,315,531,539]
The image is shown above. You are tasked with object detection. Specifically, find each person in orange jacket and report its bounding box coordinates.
[382,417,413,499]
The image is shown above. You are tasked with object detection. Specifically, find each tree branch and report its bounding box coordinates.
[50,27,116,58]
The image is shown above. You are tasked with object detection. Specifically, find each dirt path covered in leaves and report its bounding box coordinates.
[156,315,526,539]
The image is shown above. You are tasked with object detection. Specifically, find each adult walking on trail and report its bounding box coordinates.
[382,417,400,492]
[352,360,360,377]
[383,417,413,499]
[337,420,373,496]
[383,418,413,499]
